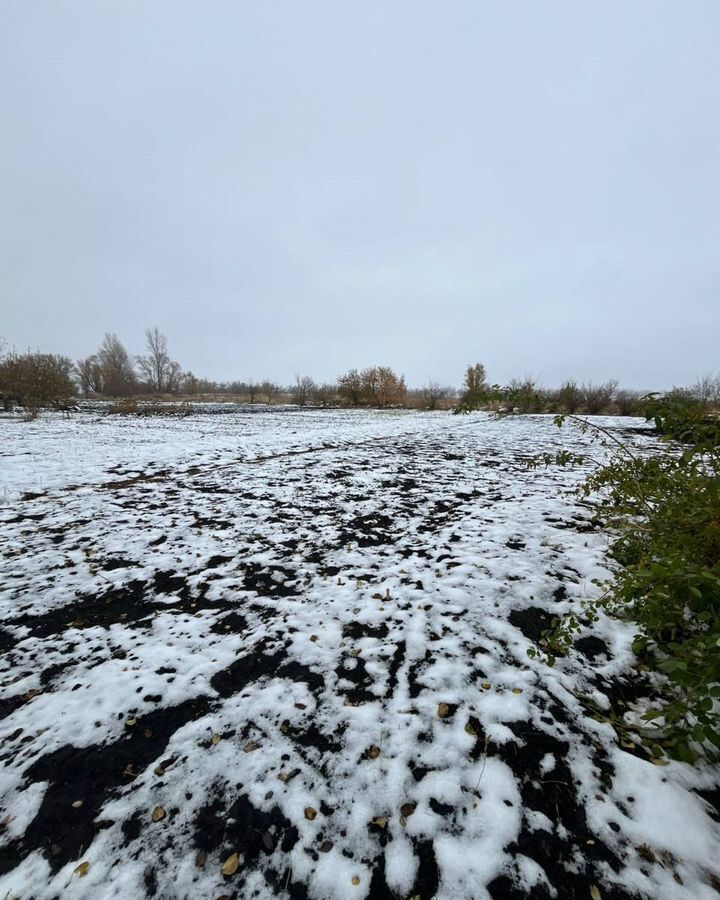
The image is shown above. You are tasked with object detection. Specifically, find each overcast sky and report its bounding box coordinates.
[1,2,718,389]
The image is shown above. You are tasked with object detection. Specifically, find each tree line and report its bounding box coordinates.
[1,332,717,417]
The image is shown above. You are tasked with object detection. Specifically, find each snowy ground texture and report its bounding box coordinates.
[1,407,719,900]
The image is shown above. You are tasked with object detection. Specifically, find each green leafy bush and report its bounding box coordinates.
[533,412,720,763]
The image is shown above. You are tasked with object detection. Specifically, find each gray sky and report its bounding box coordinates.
[1,1,718,390]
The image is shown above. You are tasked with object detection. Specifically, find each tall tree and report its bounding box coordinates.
[136,327,181,393]
[97,333,136,397]
[75,356,104,395]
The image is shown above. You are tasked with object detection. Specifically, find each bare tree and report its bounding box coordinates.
[136,327,181,393]
[181,371,200,395]
[293,374,316,406]
[75,356,104,395]
[313,382,336,407]
[97,333,137,397]
[337,368,365,406]
[693,374,720,405]
[247,380,260,404]
[615,389,640,416]
[260,380,280,404]
[420,380,447,410]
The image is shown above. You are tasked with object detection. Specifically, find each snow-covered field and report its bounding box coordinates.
[1,408,719,900]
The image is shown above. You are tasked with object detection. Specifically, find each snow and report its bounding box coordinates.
[1,407,718,899]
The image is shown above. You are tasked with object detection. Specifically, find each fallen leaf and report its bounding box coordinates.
[144,728,153,738]
[512,688,523,695]
[368,745,381,759]
[243,740,260,753]
[74,861,90,877]
[438,703,450,718]
[71,800,83,809]
[295,703,307,710]
[319,840,333,853]
[590,886,602,900]
[211,733,222,745]
[151,806,166,822]
[400,803,416,818]
[221,852,240,876]
[304,806,317,821]
[352,607,361,614]
[465,722,477,735]
[371,816,388,829]
[126,718,137,727]
[481,682,491,690]
[195,850,207,868]
[352,875,361,886]
[310,634,318,642]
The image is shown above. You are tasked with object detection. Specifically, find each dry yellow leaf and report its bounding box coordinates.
[74,861,90,877]
[151,806,166,822]
[221,852,240,876]
[211,733,222,745]
[481,682,491,690]
[352,875,361,886]
[71,800,83,808]
[438,703,450,718]
[243,740,260,753]
[590,886,602,900]
[304,806,317,821]
[512,688,523,695]
[368,745,381,759]
[372,816,388,829]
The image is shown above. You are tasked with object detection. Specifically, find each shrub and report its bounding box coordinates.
[533,414,720,763]
[0,352,76,414]
[362,366,407,408]
[558,380,582,414]
[506,377,545,413]
[337,369,365,406]
[643,390,720,446]
[614,389,641,416]
[581,380,617,415]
